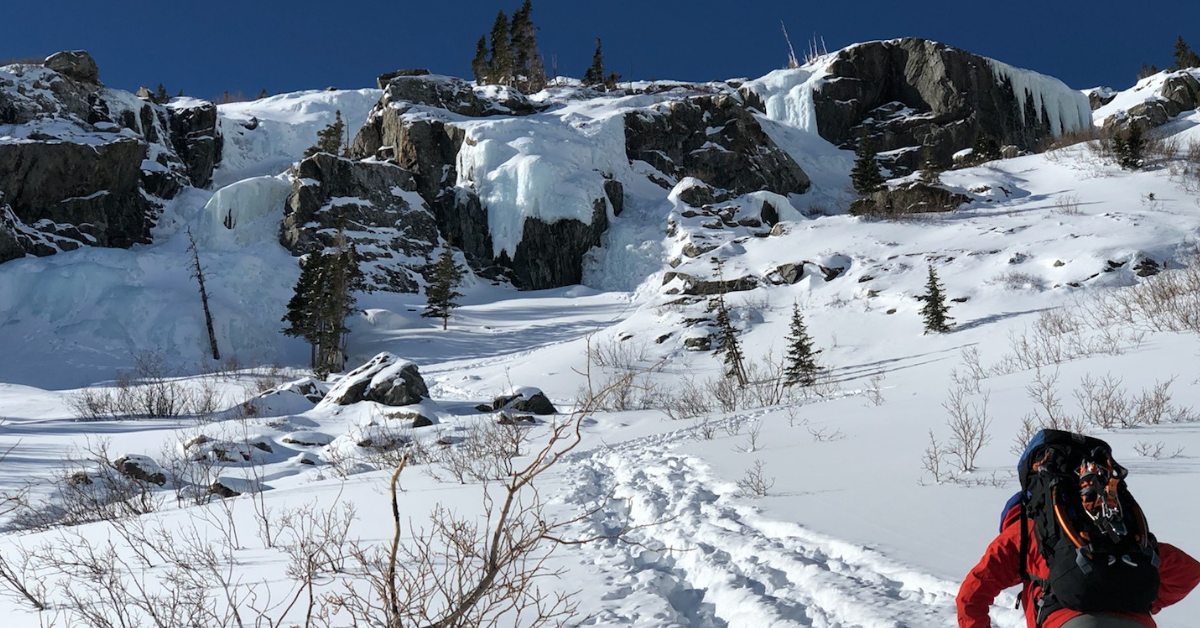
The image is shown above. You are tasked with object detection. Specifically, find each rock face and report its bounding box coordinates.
[43,51,100,84]
[0,55,222,264]
[625,95,810,196]
[282,153,440,292]
[849,181,971,217]
[167,100,223,188]
[743,38,1090,174]
[1106,70,1200,132]
[322,352,430,407]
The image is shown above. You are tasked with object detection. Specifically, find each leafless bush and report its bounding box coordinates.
[863,373,886,406]
[943,387,992,473]
[661,376,713,421]
[427,419,532,485]
[734,459,775,498]
[1055,194,1083,215]
[1133,441,1185,460]
[806,424,845,442]
[66,352,204,420]
[693,418,719,441]
[995,307,1137,373]
[922,430,951,484]
[1074,373,1131,429]
[9,440,162,531]
[734,420,764,453]
[1084,264,1200,334]
[988,271,1046,291]
[588,335,649,370]
[1038,126,1100,154]
[951,347,987,395]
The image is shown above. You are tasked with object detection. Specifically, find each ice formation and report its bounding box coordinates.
[987,60,1092,136]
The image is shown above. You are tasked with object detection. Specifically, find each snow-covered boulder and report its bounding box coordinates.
[321,352,429,407]
[491,387,557,415]
[281,431,335,447]
[240,377,328,418]
[113,454,166,486]
[43,50,99,84]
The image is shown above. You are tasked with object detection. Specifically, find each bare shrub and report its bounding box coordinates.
[1074,373,1131,429]
[806,424,845,442]
[588,335,649,369]
[943,387,992,472]
[922,430,951,484]
[1055,194,1083,216]
[428,419,532,485]
[988,271,1046,291]
[661,376,713,421]
[1038,126,1100,154]
[734,459,775,498]
[1133,441,1185,460]
[693,418,719,441]
[734,420,764,453]
[1085,264,1200,334]
[863,373,886,406]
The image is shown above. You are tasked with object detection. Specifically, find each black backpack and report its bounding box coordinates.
[1014,429,1160,626]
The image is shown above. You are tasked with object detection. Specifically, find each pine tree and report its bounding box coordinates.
[508,0,545,92]
[783,302,821,387]
[1173,36,1200,70]
[488,11,513,86]
[257,88,268,100]
[709,258,747,385]
[305,110,345,158]
[472,35,490,84]
[1113,123,1145,170]
[972,132,1002,164]
[283,252,326,369]
[850,131,885,196]
[920,264,953,334]
[918,144,942,185]
[154,83,169,104]
[583,38,606,88]
[281,239,366,376]
[423,248,466,330]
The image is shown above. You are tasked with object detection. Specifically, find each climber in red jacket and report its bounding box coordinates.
[957,504,1200,628]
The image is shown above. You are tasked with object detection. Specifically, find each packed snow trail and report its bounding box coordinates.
[552,421,1007,628]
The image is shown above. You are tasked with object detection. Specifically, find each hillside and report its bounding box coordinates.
[2,39,1200,628]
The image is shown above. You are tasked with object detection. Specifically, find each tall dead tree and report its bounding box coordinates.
[186,228,220,360]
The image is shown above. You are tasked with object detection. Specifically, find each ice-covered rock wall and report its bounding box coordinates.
[987,60,1092,137]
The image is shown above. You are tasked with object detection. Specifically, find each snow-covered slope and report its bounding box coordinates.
[4,49,1200,628]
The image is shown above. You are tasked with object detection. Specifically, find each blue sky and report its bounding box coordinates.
[3,1,1197,101]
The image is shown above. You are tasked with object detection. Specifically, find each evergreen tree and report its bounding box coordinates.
[583,38,606,87]
[783,302,822,387]
[1113,123,1145,170]
[920,264,953,334]
[305,110,345,158]
[508,0,545,92]
[1173,36,1200,70]
[281,239,366,376]
[283,252,326,369]
[258,88,268,100]
[488,11,513,85]
[154,83,169,104]
[971,132,1002,164]
[918,144,942,185]
[472,35,490,84]
[709,258,747,385]
[423,248,466,330]
[850,131,885,196]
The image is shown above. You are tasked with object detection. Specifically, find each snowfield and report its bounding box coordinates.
[3,57,1200,627]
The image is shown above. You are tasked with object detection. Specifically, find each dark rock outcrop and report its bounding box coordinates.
[849,181,970,217]
[1107,71,1200,132]
[0,55,221,263]
[376,73,535,118]
[509,196,610,289]
[282,153,440,292]
[322,352,430,407]
[625,95,810,196]
[743,38,1090,175]
[167,100,223,188]
[663,271,758,296]
[492,389,557,415]
[43,50,100,84]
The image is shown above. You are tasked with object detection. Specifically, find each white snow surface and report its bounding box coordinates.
[6,57,1200,628]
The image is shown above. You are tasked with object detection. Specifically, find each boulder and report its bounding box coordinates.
[662,271,758,296]
[625,95,810,196]
[492,388,557,415]
[113,455,166,486]
[378,73,535,118]
[1108,71,1200,133]
[322,352,430,407]
[44,50,100,84]
[849,181,971,217]
[282,153,440,292]
[281,431,335,447]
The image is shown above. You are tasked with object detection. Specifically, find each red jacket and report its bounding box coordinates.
[957,508,1200,628]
